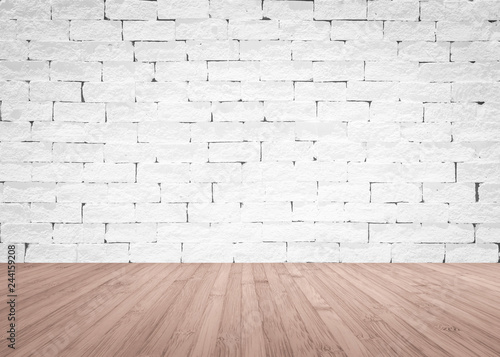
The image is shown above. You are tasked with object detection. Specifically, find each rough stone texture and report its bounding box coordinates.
[0,0,499,263]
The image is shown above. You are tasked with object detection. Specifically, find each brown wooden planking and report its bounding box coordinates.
[1,263,499,357]
[96,263,201,357]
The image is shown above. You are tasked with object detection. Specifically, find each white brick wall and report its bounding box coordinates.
[1,0,499,263]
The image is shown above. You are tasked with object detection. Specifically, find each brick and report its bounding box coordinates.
[213,101,263,122]
[51,61,101,81]
[186,40,238,60]
[53,143,102,163]
[108,183,160,202]
[52,0,104,19]
[32,163,84,182]
[313,61,364,81]
[384,22,436,41]
[123,21,175,41]
[0,61,48,81]
[138,122,189,143]
[449,203,500,223]
[209,142,260,163]
[365,61,418,81]
[264,1,313,20]
[130,243,181,263]
[0,41,29,60]
[54,103,105,123]
[137,163,191,183]
[368,0,419,20]
[476,224,500,243]
[370,102,422,122]
[70,20,121,41]
[437,21,500,41]
[158,0,209,19]
[331,20,383,40]
[451,41,500,61]
[0,244,25,263]
[83,163,134,183]
[2,223,52,244]
[106,103,158,123]
[279,20,331,41]
[78,243,129,262]
[265,181,316,202]
[392,244,445,263]
[30,82,81,102]
[421,0,500,21]
[240,40,291,60]
[156,61,207,81]
[0,203,30,223]
[106,223,157,243]
[103,62,154,83]
[209,0,262,20]
[340,243,391,263]
[457,163,500,183]
[371,183,421,203]
[229,20,280,40]
[208,61,260,81]
[295,82,346,101]
[319,182,370,203]
[176,19,227,40]
[288,242,340,263]
[56,183,107,203]
[370,223,474,244]
[243,81,294,101]
[315,0,366,20]
[479,184,500,203]
[31,203,81,223]
[189,81,241,101]
[233,242,286,263]
[136,203,186,223]
[54,223,105,244]
[0,164,32,182]
[183,242,233,263]
[293,202,344,222]
[241,202,291,222]
[105,0,157,20]
[162,183,212,203]
[3,182,55,203]
[445,244,498,263]
[345,40,397,60]
[399,41,449,62]
[26,244,77,263]
[83,203,135,223]
[397,203,449,223]
[135,42,186,61]
[424,183,475,203]
[214,182,264,202]
[0,20,16,40]
[83,82,135,103]
[292,40,344,60]
[136,82,187,102]
[17,20,69,41]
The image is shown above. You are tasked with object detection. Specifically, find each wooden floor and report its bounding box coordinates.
[1,263,499,356]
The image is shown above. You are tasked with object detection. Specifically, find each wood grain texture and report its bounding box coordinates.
[1,263,499,357]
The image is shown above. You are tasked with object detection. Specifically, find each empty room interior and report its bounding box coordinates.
[0,0,499,356]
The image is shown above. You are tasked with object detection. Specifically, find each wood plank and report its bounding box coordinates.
[241,263,267,357]
[215,263,242,357]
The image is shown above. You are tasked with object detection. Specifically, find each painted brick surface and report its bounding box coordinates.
[0,0,499,263]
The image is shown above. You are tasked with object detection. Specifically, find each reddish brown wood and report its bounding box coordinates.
[1,263,499,357]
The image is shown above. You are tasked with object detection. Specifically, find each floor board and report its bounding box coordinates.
[1,263,499,357]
